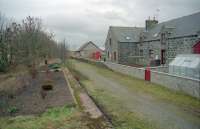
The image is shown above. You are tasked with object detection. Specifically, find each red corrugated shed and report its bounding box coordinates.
[95,51,101,60]
[193,41,200,54]
[91,51,101,60]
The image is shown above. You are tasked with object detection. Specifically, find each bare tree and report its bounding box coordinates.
[0,13,68,73]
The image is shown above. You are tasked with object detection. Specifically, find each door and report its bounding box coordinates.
[114,52,117,61]
[161,49,166,64]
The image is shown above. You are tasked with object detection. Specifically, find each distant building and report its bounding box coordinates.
[105,12,200,66]
[75,41,104,60]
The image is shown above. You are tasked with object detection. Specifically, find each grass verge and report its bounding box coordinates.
[70,65,158,129]
[0,105,89,129]
[73,59,200,111]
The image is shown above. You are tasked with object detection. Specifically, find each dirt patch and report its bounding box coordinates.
[0,71,74,117]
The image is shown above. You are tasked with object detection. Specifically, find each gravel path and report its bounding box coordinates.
[74,61,200,129]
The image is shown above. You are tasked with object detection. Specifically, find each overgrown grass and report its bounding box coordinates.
[65,60,113,129]
[70,66,158,129]
[67,59,200,128]
[73,59,200,110]
[97,67,200,109]
[0,60,92,129]
[99,66,200,110]
[0,105,89,129]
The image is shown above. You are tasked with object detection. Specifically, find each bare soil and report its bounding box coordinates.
[0,70,74,117]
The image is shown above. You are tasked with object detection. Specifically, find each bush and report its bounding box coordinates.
[8,106,18,114]
[0,58,8,72]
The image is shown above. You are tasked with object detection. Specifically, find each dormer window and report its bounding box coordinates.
[125,36,131,40]
[153,33,158,37]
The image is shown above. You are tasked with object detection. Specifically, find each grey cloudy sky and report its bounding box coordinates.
[0,0,200,50]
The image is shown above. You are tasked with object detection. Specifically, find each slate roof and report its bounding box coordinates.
[77,41,102,51]
[109,26,144,43]
[145,12,200,41]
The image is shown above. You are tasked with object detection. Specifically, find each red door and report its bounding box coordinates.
[193,41,200,54]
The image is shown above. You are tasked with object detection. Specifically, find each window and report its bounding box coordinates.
[125,36,131,40]
[140,49,143,56]
[161,33,166,44]
[113,52,117,61]
[149,49,153,57]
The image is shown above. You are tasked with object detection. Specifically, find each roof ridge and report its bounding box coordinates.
[77,41,102,51]
[110,26,144,29]
[159,11,200,25]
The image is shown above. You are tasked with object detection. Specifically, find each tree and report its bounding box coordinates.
[0,13,9,72]
[0,13,68,73]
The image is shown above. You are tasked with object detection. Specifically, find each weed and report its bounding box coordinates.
[8,106,18,114]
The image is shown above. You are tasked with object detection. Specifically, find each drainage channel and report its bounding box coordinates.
[63,68,114,129]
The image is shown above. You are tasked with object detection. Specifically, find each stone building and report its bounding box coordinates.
[105,12,200,66]
[105,26,143,65]
[75,41,103,59]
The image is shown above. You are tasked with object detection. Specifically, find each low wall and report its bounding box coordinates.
[150,66,169,73]
[151,71,200,99]
[104,62,200,99]
[104,62,145,80]
[73,57,200,99]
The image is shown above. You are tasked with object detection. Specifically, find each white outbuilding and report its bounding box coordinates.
[169,54,200,80]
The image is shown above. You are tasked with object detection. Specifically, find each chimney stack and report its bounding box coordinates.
[145,17,158,31]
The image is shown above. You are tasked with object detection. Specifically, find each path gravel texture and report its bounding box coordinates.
[74,61,200,129]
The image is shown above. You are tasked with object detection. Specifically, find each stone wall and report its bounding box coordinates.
[151,71,200,99]
[140,40,161,65]
[167,35,198,64]
[116,35,199,66]
[104,61,145,79]
[150,66,169,73]
[74,57,200,99]
[105,29,119,63]
[103,61,200,99]
[118,42,138,65]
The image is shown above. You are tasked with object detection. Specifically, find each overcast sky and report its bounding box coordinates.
[0,0,200,50]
